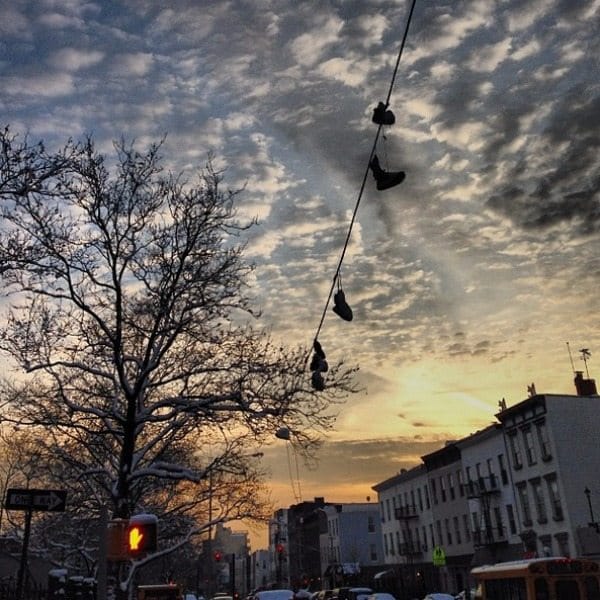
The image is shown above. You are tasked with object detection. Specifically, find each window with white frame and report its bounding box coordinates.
[531,478,547,523]
[517,483,533,525]
[508,432,523,469]
[536,420,552,460]
[545,474,564,521]
[523,427,537,465]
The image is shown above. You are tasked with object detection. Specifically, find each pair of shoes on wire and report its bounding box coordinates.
[332,289,353,322]
[369,154,405,191]
[372,101,395,126]
[310,339,327,391]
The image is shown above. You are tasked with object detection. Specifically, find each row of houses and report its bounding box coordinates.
[255,372,600,597]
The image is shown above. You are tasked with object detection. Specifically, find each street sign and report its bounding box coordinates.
[5,488,67,512]
[432,545,446,566]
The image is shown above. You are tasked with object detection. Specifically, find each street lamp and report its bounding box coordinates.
[584,487,598,532]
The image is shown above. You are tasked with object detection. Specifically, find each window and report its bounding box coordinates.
[545,475,564,520]
[431,479,438,505]
[380,501,385,522]
[424,485,430,509]
[370,543,377,561]
[417,487,423,511]
[508,433,523,469]
[517,483,533,525]
[523,428,537,465]
[448,473,455,500]
[440,475,447,502]
[498,453,509,485]
[494,506,504,538]
[368,515,375,533]
[445,518,452,545]
[429,523,434,546]
[531,478,547,523]
[385,498,391,522]
[458,469,465,496]
[389,531,395,555]
[383,532,389,555]
[436,520,443,545]
[506,504,517,535]
[555,532,570,557]
[422,526,428,549]
[536,421,552,459]
[463,514,471,541]
[410,489,416,511]
[453,516,461,544]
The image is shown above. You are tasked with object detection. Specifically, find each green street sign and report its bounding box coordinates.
[432,545,446,566]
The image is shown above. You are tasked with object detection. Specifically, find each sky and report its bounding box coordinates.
[1,0,599,550]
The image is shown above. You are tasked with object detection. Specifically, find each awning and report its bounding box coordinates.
[374,569,393,580]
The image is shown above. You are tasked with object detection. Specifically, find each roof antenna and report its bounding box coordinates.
[580,348,592,378]
[566,342,576,374]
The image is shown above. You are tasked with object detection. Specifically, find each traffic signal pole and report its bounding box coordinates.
[230,553,236,598]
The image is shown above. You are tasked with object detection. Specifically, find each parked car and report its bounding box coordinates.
[254,590,295,600]
[423,594,456,600]
[348,588,373,600]
[184,594,198,600]
[367,593,397,600]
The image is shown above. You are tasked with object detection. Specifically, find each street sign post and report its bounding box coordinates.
[5,488,67,512]
[4,488,67,600]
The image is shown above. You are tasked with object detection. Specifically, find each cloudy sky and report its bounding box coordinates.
[1,0,599,548]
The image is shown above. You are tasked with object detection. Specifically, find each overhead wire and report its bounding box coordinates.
[312,0,419,347]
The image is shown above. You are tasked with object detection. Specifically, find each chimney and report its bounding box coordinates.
[574,371,598,396]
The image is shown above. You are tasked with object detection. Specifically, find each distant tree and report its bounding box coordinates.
[0,127,357,595]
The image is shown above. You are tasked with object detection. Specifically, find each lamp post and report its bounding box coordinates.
[584,487,598,532]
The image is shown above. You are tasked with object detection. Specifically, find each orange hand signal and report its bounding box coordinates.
[129,526,144,551]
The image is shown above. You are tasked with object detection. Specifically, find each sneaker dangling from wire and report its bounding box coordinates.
[372,101,395,126]
[332,289,353,322]
[310,353,329,372]
[369,154,405,191]
[311,370,325,391]
[313,339,326,359]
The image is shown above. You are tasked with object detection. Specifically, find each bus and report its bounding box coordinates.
[471,556,600,600]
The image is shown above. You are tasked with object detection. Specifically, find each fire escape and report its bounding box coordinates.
[395,504,424,559]
[464,475,507,549]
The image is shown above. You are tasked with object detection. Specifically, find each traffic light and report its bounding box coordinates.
[276,543,285,555]
[127,514,158,557]
[213,550,223,562]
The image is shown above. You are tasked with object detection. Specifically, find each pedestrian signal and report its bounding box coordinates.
[127,514,158,557]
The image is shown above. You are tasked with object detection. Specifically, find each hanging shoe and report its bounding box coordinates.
[310,353,329,372]
[311,370,325,391]
[374,170,406,191]
[369,154,405,191]
[372,102,395,126]
[313,339,326,359]
[332,289,353,322]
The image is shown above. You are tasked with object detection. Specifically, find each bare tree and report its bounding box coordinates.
[0,128,357,591]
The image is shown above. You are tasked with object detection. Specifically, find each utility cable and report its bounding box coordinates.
[312,0,418,346]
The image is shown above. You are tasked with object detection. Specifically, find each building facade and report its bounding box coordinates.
[318,502,383,589]
[372,375,600,596]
